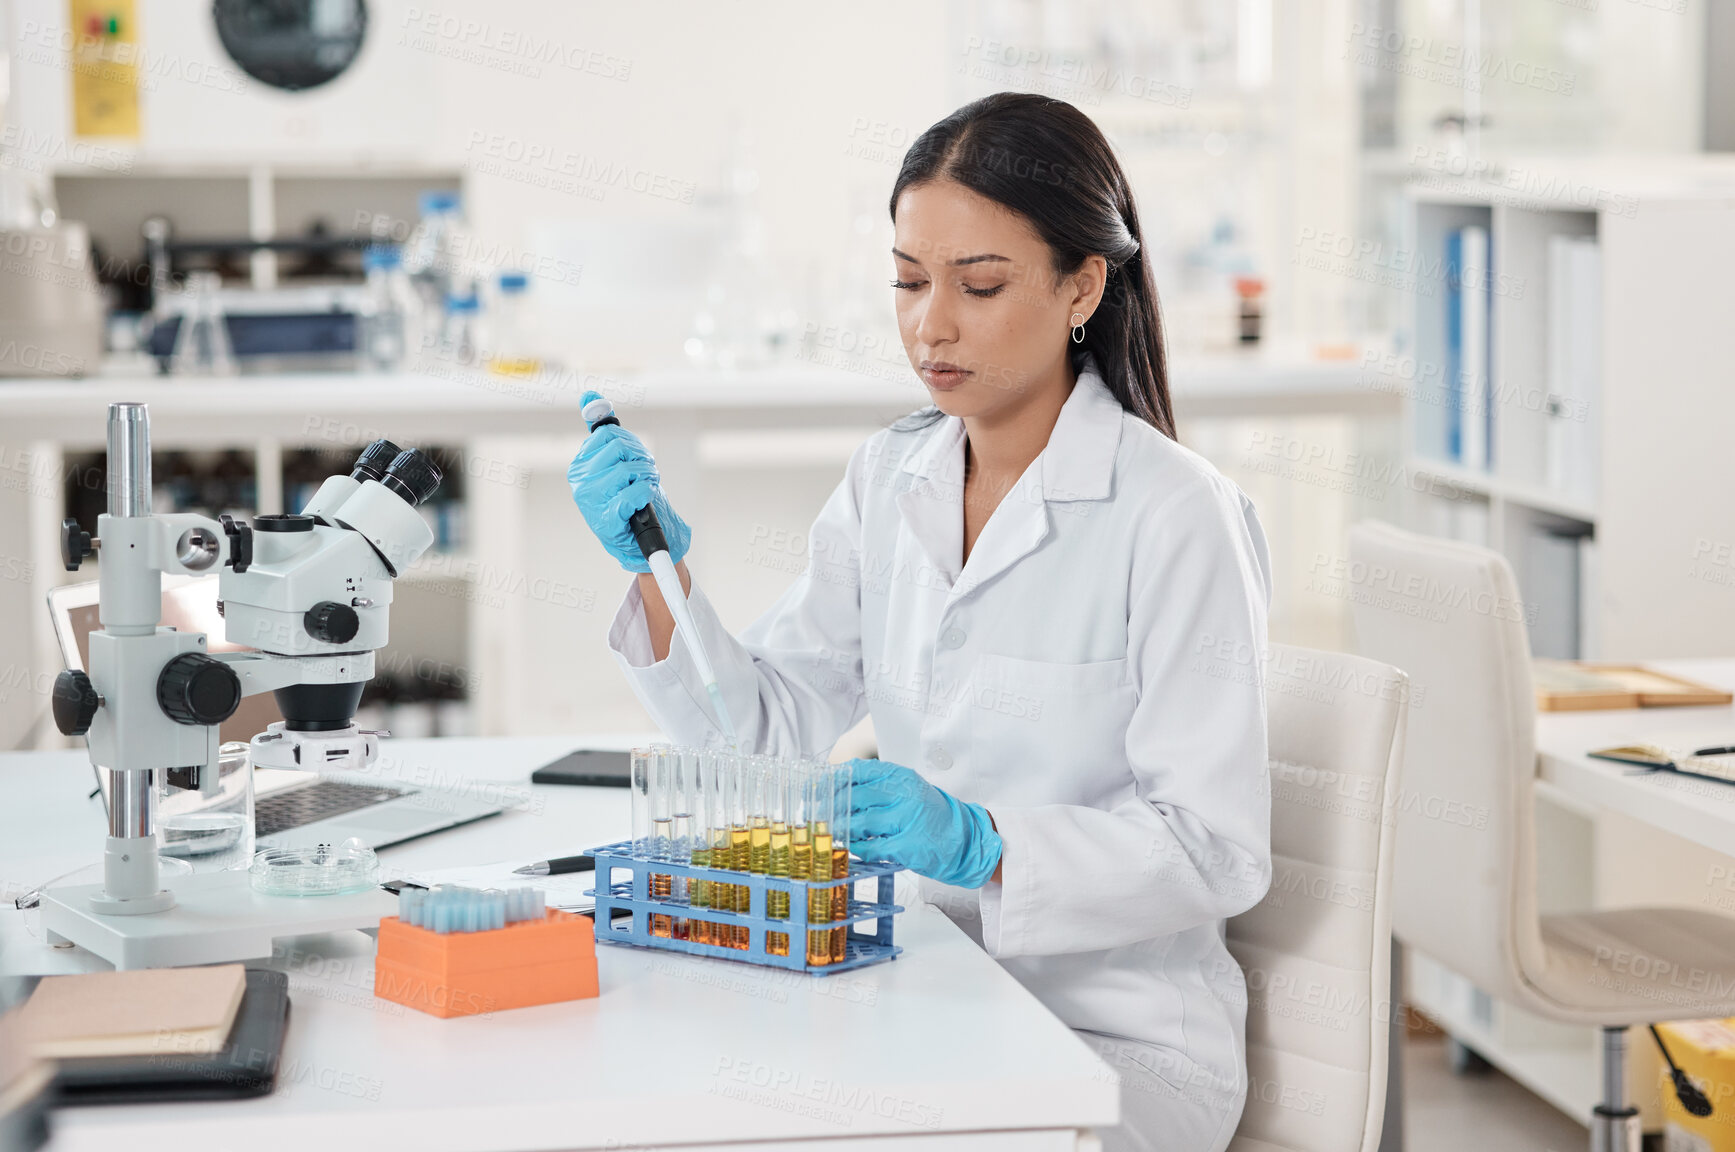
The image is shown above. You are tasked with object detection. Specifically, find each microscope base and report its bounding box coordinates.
[86,888,176,915]
[41,869,398,970]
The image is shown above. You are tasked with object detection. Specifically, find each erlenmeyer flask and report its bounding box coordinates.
[170,271,237,376]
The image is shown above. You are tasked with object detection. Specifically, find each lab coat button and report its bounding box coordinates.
[929,746,953,771]
[939,627,966,650]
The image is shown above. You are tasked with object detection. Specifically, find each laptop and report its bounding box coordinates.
[47,576,504,850]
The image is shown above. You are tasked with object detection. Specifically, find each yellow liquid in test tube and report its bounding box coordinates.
[831,846,850,963]
[747,819,771,954]
[767,822,791,956]
[807,824,834,966]
[729,824,751,949]
[688,844,711,946]
[706,828,730,948]
[791,826,812,887]
[650,817,674,938]
[749,821,771,876]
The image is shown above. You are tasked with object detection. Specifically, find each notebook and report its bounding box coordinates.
[12,964,247,1059]
[25,969,291,1105]
[0,1007,52,1149]
[1588,740,1735,784]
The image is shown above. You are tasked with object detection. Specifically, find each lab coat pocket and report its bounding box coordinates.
[968,654,1134,802]
[1090,1032,1236,1123]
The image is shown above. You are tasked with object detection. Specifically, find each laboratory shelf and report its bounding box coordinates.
[1404,454,1598,524]
[586,840,904,975]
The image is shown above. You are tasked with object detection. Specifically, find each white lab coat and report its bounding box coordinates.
[607,358,1273,1148]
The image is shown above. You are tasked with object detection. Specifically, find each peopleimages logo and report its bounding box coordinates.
[1343,22,1576,95]
[398,8,632,80]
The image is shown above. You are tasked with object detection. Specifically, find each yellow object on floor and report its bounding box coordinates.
[1657,1019,1735,1152]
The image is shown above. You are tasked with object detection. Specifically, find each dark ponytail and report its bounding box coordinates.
[889,92,1175,439]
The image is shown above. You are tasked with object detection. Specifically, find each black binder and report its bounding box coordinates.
[27,967,290,1105]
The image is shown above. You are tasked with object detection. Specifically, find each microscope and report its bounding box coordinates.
[42,402,442,969]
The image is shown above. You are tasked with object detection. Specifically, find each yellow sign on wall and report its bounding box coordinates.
[68,0,140,139]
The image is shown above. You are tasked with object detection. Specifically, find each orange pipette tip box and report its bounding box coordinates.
[373,909,598,1018]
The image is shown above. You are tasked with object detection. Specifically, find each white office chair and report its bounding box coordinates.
[1228,643,1409,1152]
[1348,520,1735,1150]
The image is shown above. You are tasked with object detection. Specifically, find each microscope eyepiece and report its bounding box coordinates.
[381,448,443,508]
[350,439,402,484]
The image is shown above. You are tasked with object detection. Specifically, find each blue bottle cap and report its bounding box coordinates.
[362,244,401,271]
[419,190,461,216]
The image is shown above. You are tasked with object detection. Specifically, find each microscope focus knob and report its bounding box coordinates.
[60,519,93,571]
[304,601,360,645]
[157,654,242,727]
[52,670,99,735]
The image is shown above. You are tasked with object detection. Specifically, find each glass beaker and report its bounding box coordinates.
[169,270,237,376]
[159,741,255,871]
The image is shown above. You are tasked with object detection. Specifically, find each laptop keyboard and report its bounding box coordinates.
[256,779,414,837]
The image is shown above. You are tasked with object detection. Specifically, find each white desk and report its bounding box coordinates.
[1404,657,1735,1123]
[0,737,1117,1151]
[1535,657,1735,858]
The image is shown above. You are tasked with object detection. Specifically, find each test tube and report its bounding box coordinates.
[746,756,773,950]
[806,762,835,966]
[649,743,675,938]
[701,749,727,948]
[629,747,652,858]
[789,760,813,928]
[831,764,852,963]
[685,747,712,946]
[766,758,792,957]
[705,747,731,948]
[726,751,751,948]
[670,746,695,940]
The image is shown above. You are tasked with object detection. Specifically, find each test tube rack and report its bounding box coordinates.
[585,841,904,974]
[373,907,599,1018]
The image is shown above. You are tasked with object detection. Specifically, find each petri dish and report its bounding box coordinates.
[250,839,379,897]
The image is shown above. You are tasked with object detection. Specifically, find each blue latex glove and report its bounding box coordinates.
[567,392,692,573]
[842,758,1002,888]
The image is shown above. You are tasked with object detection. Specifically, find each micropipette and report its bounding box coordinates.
[582,394,738,747]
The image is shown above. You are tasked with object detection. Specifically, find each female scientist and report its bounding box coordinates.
[568,92,1272,1152]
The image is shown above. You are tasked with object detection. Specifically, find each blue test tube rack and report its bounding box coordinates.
[584,841,904,974]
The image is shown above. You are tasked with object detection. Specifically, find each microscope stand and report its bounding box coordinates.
[39,870,398,970]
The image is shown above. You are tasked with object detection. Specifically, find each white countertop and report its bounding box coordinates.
[1535,658,1735,857]
[0,736,1117,1151]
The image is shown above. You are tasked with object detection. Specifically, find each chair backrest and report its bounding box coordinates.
[1228,642,1408,1152]
[1344,520,1544,1007]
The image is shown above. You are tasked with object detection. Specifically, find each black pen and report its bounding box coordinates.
[513,854,595,876]
[1693,746,1735,757]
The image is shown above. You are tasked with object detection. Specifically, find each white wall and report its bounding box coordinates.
[7,0,954,371]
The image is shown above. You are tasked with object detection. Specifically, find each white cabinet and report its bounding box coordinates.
[1396,160,1735,663]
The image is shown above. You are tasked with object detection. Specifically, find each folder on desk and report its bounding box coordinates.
[1589,742,1735,785]
[1534,661,1734,711]
[13,964,246,1058]
[5,968,290,1104]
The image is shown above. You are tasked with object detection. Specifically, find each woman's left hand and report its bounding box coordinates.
[842,758,1002,888]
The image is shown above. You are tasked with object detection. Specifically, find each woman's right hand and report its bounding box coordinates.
[567,400,692,573]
